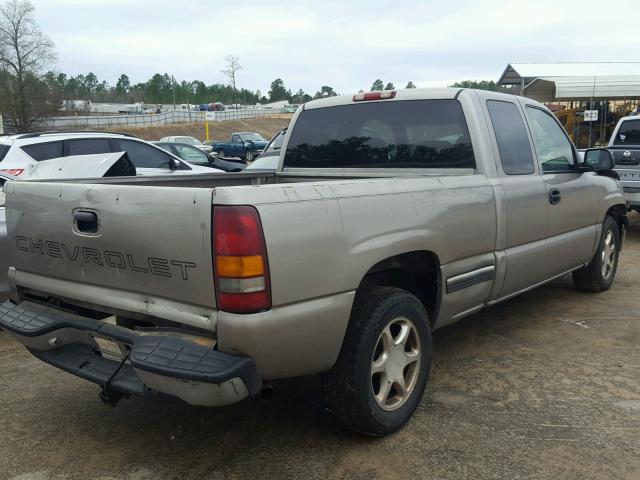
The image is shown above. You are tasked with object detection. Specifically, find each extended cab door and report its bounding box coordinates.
[484,98,550,297]
[521,102,598,276]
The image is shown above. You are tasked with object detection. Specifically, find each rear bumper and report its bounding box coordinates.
[0,301,262,406]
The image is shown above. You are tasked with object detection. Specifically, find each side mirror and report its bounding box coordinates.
[583,148,614,172]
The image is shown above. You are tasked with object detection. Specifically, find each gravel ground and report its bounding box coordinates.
[2,215,639,480]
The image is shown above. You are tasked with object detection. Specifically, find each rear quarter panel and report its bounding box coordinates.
[213,174,496,313]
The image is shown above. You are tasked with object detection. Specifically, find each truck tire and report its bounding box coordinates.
[217,149,225,157]
[324,287,432,436]
[245,150,255,164]
[572,216,620,292]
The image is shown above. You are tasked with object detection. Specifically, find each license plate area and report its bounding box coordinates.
[618,171,640,180]
[92,335,127,362]
[91,315,128,362]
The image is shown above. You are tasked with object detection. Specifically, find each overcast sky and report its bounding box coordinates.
[29,0,640,95]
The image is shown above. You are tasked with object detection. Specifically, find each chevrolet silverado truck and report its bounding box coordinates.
[211,132,268,163]
[0,89,627,436]
[608,115,640,211]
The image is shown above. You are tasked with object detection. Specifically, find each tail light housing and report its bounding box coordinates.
[213,205,271,313]
[1,168,24,176]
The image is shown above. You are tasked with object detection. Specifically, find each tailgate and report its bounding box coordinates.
[612,148,640,190]
[6,181,216,315]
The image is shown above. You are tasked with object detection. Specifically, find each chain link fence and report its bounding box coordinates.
[20,108,289,131]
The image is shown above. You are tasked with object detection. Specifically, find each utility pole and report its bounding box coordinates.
[172,75,176,111]
[588,76,596,148]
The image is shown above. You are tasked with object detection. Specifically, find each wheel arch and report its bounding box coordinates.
[606,204,628,247]
[356,250,442,329]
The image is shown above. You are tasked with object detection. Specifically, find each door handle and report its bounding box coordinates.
[73,210,98,234]
[549,188,561,205]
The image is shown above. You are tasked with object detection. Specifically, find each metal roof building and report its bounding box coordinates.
[497,62,640,100]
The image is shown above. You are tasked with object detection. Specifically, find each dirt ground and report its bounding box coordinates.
[1,215,640,480]
[93,115,292,143]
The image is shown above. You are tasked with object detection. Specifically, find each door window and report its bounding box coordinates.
[487,100,534,175]
[113,139,173,169]
[67,138,112,156]
[525,107,575,173]
[21,141,64,161]
[174,144,209,165]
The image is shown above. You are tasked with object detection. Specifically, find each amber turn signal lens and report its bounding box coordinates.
[216,255,264,278]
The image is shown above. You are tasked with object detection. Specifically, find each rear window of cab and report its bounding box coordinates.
[613,119,640,146]
[284,99,475,169]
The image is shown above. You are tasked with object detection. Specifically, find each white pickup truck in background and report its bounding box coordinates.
[608,115,640,211]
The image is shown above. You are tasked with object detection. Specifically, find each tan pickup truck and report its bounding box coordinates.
[0,88,627,435]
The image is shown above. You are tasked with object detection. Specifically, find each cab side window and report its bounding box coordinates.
[232,134,241,143]
[525,106,575,173]
[487,100,535,175]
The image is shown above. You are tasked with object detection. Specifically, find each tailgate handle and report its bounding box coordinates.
[74,210,98,234]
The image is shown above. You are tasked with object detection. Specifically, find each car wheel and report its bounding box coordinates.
[572,216,620,292]
[324,287,432,436]
[245,151,255,164]
[217,149,225,157]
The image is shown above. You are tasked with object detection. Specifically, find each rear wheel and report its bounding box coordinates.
[217,149,225,157]
[245,150,255,164]
[324,287,432,436]
[573,216,620,292]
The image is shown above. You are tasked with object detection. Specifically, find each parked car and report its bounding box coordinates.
[211,132,268,163]
[197,103,225,112]
[153,142,245,172]
[159,135,213,153]
[0,132,221,176]
[0,89,626,436]
[246,128,287,170]
[608,116,640,211]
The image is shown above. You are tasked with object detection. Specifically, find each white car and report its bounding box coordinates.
[159,135,213,153]
[0,131,221,177]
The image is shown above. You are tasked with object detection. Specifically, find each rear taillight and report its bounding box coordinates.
[213,205,271,313]
[1,168,24,176]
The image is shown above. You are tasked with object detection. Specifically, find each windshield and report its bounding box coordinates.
[242,133,265,142]
[284,99,475,169]
[176,137,201,146]
[264,129,286,153]
[613,119,640,146]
